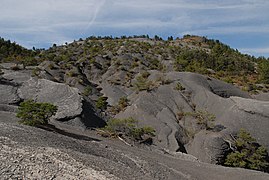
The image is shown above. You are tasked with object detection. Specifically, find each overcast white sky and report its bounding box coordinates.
[1,0,269,57]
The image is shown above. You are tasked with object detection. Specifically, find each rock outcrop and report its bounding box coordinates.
[0,68,102,130]
[18,78,83,121]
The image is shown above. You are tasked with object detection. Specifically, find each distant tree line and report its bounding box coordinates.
[0,37,40,66]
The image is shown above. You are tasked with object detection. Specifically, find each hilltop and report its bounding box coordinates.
[1,35,269,91]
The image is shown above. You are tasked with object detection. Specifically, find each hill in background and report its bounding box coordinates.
[1,35,269,177]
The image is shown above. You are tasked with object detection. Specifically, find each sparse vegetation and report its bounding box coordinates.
[96,96,108,110]
[174,82,185,91]
[118,96,129,109]
[101,117,155,140]
[83,85,92,96]
[184,110,216,130]
[224,129,269,173]
[2,34,269,175]
[16,100,58,126]
[2,34,267,92]
[133,74,154,92]
[110,96,129,115]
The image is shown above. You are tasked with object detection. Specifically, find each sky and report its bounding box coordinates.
[1,0,269,57]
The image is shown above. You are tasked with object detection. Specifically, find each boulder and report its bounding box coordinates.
[18,78,83,121]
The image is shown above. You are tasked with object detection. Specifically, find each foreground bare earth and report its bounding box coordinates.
[0,113,269,180]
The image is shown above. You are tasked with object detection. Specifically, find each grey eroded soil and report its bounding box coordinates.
[0,113,269,180]
[1,64,269,179]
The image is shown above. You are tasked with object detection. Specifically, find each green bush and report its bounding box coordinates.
[224,129,269,172]
[16,100,58,126]
[96,96,108,109]
[184,110,215,130]
[133,75,153,91]
[102,117,155,140]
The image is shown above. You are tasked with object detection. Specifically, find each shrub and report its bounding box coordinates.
[184,110,215,130]
[133,75,153,91]
[16,100,57,126]
[96,96,108,109]
[83,85,92,96]
[224,129,269,172]
[140,126,155,137]
[174,82,185,91]
[110,96,129,114]
[101,117,155,140]
[118,96,129,109]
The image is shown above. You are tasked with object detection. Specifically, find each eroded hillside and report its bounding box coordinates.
[1,35,269,178]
